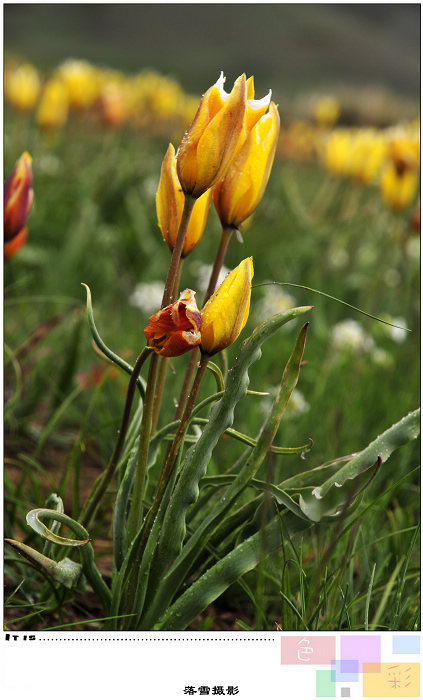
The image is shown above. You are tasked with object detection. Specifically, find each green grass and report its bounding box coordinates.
[4,108,420,631]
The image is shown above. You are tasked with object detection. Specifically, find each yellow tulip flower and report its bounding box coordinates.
[56,59,99,109]
[200,257,254,355]
[213,102,280,228]
[313,96,340,128]
[176,73,248,197]
[156,144,212,256]
[36,79,69,130]
[349,130,387,184]
[323,130,352,177]
[5,63,41,112]
[380,165,418,211]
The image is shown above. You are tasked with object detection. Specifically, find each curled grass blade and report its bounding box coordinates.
[82,283,146,399]
[26,508,111,612]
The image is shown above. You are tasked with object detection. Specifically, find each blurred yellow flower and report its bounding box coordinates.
[56,59,100,109]
[313,96,340,128]
[322,129,352,177]
[5,63,41,112]
[98,81,128,127]
[200,257,253,355]
[36,79,69,129]
[380,165,418,211]
[349,129,387,184]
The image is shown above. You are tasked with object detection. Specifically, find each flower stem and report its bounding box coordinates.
[150,259,184,434]
[126,352,160,545]
[204,225,234,303]
[127,353,210,610]
[80,346,153,528]
[161,195,195,308]
[174,225,234,420]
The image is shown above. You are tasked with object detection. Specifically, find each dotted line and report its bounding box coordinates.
[38,637,276,642]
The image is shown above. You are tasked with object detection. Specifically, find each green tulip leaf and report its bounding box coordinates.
[5,539,83,589]
[298,408,420,522]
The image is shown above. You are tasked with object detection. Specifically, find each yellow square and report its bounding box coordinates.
[363,662,420,697]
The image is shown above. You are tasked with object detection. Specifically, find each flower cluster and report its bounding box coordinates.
[319,122,420,210]
[5,58,200,136]
[145,73,279,357]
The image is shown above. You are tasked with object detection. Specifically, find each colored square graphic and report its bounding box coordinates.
[363,662,420,698]
[281,635,336,665]
[341,635,381,672]
[316,670,336,697]
[331,659,359,682]
[340,690,350,698]
[393,635,420,655]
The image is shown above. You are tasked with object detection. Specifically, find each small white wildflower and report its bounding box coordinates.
[37,153,61,176]
[357,243,378,267]
[384,268,401,288]
[254,287,297,323]
[285,388,310,418]
[382,316,407,343]
[259,387,309,420]
[142,174,160,200]
[259,386,277,417]
[129,281,164,314]
[328,245,349,270]
[330,319,374,356]
[371,347,393,368]
[405,237,420,263]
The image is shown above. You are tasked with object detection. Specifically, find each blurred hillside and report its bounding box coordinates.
[4,3,420,103]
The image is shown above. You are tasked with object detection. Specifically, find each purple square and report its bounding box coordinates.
[331,659,359,682]
[341,636,381,673]
[341,660,359,674]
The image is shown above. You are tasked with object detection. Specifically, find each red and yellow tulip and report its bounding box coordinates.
[144,289,202,357]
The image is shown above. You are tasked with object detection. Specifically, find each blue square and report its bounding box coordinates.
[392,635,420,654]
[330,659,359,683]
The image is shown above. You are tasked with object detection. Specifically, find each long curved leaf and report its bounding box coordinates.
[298,408,420,522]
[5,539,82,589]
[154,517,283,630]
[82,283,146,399]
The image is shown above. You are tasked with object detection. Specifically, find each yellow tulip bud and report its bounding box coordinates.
[4,152,33,242]
[176,73,248,197]
[213,102,280,228]
[200,257,254,355]
[156,144,212,256]
[380,165,418,211]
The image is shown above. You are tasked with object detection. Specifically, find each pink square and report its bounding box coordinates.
[281,635,336,665]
